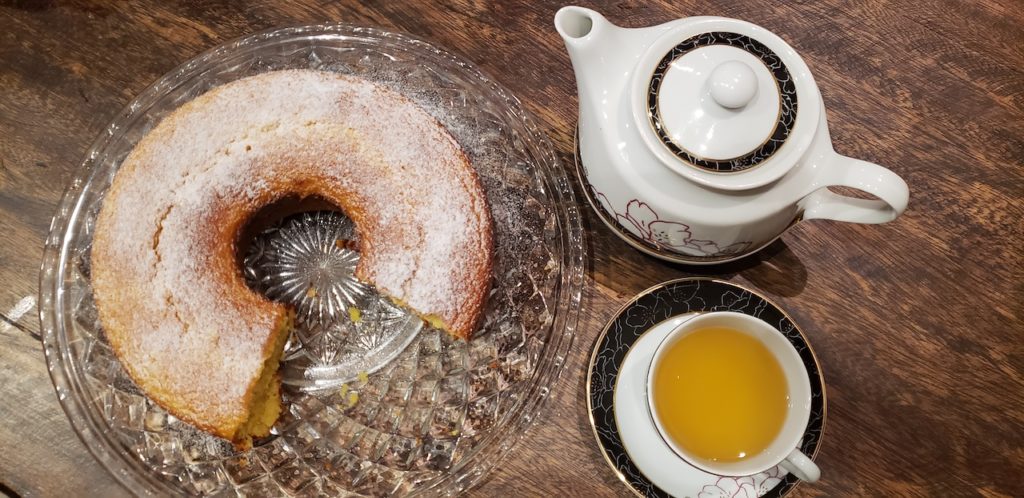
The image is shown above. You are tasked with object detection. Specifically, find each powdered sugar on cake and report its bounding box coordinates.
[90,70,492,431]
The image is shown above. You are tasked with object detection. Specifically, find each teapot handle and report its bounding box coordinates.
[799,154,909,224]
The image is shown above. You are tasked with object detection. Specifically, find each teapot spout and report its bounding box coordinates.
[555,6,642,127]
[554,7,618,75]
[555,6,611,47]
[555,7,681,121]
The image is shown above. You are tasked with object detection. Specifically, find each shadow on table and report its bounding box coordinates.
[673,239,808,298]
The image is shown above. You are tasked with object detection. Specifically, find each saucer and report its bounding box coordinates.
[587,278,826,497]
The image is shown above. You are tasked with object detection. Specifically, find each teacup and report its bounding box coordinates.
[646,312,821,482]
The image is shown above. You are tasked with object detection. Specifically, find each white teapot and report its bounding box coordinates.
[555,6,909,264]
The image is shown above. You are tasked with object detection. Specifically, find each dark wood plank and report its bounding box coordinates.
[1,0,1021,496]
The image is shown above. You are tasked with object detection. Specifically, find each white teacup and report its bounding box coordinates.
[646,312,821,482]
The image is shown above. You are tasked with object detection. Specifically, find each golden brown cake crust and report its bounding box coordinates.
[91,70,493,446]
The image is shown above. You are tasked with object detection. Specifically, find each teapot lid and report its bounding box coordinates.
[632,18,820,190]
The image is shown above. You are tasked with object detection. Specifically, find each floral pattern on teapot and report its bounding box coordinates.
[593,189,752,258]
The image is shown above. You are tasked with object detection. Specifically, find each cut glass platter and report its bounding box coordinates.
[39,24,584,497]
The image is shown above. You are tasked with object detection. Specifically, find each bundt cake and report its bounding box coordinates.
[91,69,493,448]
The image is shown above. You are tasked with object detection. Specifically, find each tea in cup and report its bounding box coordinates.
[647,312,820,481]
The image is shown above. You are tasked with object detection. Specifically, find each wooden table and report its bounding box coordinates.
[2,1,1021,496]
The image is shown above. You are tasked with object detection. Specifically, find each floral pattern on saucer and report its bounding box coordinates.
[587,278,825,498]
[699,467,786,498]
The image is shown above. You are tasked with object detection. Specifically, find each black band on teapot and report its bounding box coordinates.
[647,32,798,173]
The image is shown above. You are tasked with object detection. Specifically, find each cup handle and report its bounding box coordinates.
[799,154,909,224]
[779,448,821,482]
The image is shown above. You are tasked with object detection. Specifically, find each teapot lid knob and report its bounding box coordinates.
[709,60,758,109]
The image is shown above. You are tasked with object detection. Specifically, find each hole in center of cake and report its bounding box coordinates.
[240,196,366,327]
[238,196,424,393]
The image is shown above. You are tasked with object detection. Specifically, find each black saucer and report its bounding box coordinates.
[587,278,826,497]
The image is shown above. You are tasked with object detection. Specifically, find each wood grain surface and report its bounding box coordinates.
[1,0,1022,496]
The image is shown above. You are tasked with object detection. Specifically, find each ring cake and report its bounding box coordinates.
[91,70,493,448]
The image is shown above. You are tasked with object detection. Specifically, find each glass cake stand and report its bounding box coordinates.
[39,24,584,496]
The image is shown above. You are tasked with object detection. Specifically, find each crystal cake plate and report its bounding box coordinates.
[40,25,584,496]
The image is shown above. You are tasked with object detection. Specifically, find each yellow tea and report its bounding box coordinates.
[651,326,788,463]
